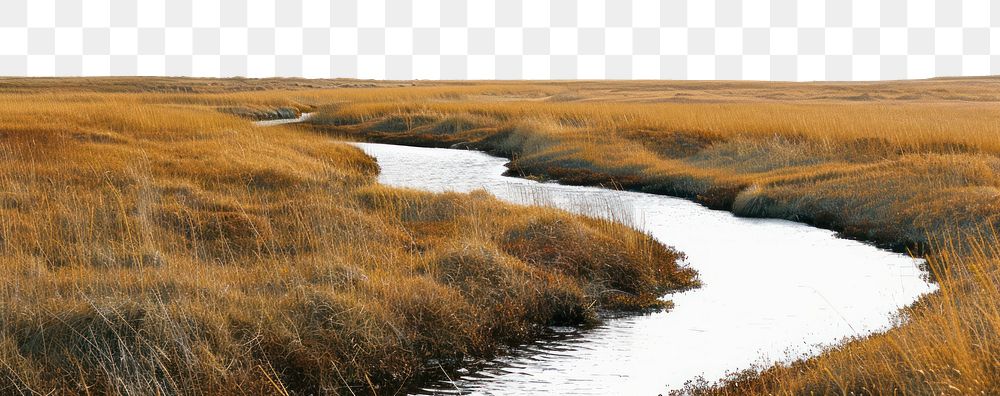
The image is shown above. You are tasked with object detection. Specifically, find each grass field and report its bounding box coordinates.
[0,79,696,394]
[0,76,998,394]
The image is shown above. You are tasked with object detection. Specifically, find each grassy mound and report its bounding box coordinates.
[0,87,696,394]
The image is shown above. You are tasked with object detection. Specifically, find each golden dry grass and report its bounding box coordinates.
[0,81,696,394]
[3,76,999,395]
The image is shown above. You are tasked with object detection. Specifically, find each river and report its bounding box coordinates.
[352,142,934,395]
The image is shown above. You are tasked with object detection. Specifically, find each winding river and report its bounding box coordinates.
[353,142,935,395]
[255,117,933,394]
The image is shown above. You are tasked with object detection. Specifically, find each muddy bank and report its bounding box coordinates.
[222,106,301,121]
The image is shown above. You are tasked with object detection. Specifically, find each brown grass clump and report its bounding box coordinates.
[0,84,696,395]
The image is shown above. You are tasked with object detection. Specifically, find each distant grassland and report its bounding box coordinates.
[0,79,696,394]
[1,77,999,394]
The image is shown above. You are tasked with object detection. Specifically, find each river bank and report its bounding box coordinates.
[307,102,998,257]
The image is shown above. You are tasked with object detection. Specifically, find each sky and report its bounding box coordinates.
[0,0,996,81]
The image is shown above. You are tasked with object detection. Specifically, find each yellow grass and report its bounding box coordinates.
[2,76,999,394]
[0,81,696,394]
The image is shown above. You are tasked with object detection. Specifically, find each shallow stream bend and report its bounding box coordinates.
[352,142,934,395]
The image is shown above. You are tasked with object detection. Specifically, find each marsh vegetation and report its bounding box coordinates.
[0,79,694,394]
[0,77,997,394]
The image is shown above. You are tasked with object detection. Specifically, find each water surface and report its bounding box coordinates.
[253,112,313,127]
[355,142,934,395]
